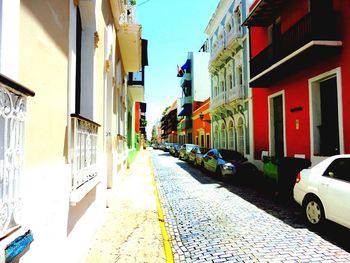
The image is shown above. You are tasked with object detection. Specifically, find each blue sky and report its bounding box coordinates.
[137,0,219,138]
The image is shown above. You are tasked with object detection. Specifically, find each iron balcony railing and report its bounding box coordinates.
[0,75,34,237]
[70,114,100,203]
[226,27,243,47]
[119,4,137,25]
[178,119,192,130]
[226,85,245,103]
[210,38,225,61]
[250,11,340,78]
[210,92,225,109]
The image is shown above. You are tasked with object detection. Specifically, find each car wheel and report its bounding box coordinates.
[215,166,222,179]
[303,197,325,227]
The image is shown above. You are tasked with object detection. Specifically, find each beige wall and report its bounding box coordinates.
[20,0,69,166]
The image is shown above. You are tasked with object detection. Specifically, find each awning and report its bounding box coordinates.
[178,104,192,117]
[181,59,191,71]
[141,39,148,66]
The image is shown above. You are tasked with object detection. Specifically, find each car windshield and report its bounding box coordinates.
[186,144,196,151]
[200,148,210,154]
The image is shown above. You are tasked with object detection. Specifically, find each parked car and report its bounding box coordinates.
[188,146,210,167]
[178,144,196,161]
[202,149,259,181]
[163,143,174,152]
[158,143,166,151]
[152,143,160,149]
[169,144,180,157]
[293,155,350,229]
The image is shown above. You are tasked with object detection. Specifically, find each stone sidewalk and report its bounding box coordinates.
[84,150,167,263]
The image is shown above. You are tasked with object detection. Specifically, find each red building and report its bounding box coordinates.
[192,98,211,148]
[161,100,178,143]
[244,0,349,165]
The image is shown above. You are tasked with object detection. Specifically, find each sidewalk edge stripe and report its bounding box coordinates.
[148,156,174,263]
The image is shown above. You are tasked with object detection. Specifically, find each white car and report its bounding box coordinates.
[293,155,350,228]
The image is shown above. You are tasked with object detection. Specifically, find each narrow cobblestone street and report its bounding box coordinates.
[150,149,350,263]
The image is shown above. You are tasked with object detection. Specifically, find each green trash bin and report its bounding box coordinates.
[262,156,279,184]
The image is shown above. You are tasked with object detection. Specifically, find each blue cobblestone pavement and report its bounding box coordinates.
[150,149,350,263]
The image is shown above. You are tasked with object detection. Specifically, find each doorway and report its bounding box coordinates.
[312,75,340,156]
[269,93,285,158]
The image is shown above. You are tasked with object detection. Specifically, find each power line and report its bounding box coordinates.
[137,0,151,7]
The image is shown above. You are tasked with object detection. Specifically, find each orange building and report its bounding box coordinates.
[192,98,211,148]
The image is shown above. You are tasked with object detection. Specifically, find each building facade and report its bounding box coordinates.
[192,98,212,148]
[0,0,143,262]
[205,0,253,159]
[244,0,349,166]
[177,51,211,144]
[161,100,178,143]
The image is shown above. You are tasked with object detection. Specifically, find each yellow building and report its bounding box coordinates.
[0,0,143,262]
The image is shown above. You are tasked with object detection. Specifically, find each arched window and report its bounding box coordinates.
[227,121,235,150]
[214,125,219,148]
[220,123,226,149]
[237,117,245,154]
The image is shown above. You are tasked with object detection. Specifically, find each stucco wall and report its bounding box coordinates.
[251,0,350,161]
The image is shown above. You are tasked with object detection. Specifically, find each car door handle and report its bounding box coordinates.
[321,183,329,187]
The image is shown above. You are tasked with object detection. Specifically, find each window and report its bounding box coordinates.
[75,5,95,119]
[221,81,225,93]
[237,117,245,154]
[228,74,233,90]
[214,126,219,148]
[236,65,243,87]
[187,133,192,144]
[201,134,204,147]
[206,134,210,148]
[207,150,215,157]
[196,136,199,145]
[220,123,226,149]
[324,158,350,183]
[75,7,82,114]
[228,121,235,150]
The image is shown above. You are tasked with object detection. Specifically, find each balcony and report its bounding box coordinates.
[226,28,243,50]
[180,73,191,88]
[210,92,225,109]
[115,3,141,72]
[249,11,342,87]
[226,85,245,103]
[0,74,34,237]
[70,114,100,205]
[210,38,225,62]
[178,118,192,130]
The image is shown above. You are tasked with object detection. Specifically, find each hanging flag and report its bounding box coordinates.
[177,64,184,77]
[181,59,191,71]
